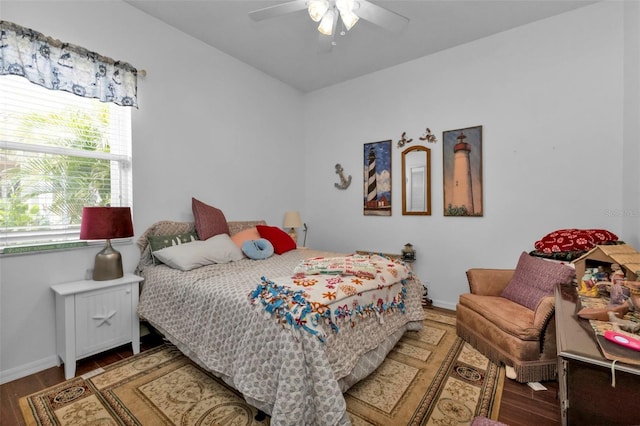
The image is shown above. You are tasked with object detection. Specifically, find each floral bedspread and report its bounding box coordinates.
[249,254,411,341]
[137,249,425,426]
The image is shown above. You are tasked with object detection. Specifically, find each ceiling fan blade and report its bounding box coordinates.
[249,0,308,22]
[356,0,409,32]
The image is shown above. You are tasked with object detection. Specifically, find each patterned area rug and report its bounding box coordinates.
[346,310,503,425]
[20,310,503,426]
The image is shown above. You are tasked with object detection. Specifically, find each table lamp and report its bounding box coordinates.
[80,207,134,281]
[283,211,302,244]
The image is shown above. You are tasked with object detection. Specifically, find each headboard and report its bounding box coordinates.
[136,220,266,271]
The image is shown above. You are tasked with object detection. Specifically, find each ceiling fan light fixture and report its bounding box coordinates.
[335,0,352,13]
[339,10,359,30]
[318,8,335,35]
[335,0,358,31]
[308,0,329,22]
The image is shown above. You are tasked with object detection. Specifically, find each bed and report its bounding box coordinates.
[136,220,426,425]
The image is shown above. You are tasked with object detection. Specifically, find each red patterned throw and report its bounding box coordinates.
[534,229,618,253]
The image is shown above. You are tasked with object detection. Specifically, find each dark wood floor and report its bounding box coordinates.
[1,327,561,426]
[499,376,561,425]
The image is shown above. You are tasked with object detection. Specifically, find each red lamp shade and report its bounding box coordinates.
[80,207,134,281]
[80,207,134,240]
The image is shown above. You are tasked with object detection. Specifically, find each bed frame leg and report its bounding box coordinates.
[255,409,266,421]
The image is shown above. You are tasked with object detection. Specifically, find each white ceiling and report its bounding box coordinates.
[125,0,596,93]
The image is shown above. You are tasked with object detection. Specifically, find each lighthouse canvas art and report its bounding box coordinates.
[363,140,392,216]
[443,126,483,216]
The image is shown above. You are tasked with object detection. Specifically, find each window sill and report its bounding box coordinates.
[0,238,133,256]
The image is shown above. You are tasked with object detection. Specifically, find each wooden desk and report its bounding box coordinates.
[554,283,640,425]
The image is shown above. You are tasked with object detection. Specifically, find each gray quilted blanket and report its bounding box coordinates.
[137,249,425,425]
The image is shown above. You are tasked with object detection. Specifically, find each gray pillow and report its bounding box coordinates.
[153,234,244,271]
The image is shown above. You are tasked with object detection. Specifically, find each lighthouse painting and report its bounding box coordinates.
[443,126,483,216]
[363,140,392,216]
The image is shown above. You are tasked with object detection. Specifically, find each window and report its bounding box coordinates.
[0,75,132,250]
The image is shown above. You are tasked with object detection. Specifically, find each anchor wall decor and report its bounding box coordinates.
[334,163,352,190]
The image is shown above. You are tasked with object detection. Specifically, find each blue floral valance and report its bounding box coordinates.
[0,20,138,107]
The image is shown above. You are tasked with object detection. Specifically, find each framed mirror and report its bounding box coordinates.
[402,145,431,215]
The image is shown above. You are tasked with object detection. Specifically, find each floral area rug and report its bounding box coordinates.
[20,310,503,426]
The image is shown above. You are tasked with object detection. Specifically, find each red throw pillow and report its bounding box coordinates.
[256,225,296,254]
[192,197,230,240]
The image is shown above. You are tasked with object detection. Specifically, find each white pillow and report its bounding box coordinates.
[152,233,244,271]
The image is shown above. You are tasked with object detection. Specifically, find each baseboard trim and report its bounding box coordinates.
[431,299,456,311]
[0,355,59,385]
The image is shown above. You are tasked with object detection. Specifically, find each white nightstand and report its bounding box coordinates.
[51,273,143,379]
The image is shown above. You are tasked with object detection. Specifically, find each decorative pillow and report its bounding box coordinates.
[152,233,243,271]
[192,197,230,240]
[534,229,618,253]
[231,227,261,249]
[256,225,296,255]
[148,232,199,265]
[242,238,275,260]
[501,251,575,310]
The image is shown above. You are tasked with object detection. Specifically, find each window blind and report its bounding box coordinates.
[0,75,132,249]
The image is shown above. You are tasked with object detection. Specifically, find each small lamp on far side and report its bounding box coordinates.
[80,207,134,281]
[283,211,302,245]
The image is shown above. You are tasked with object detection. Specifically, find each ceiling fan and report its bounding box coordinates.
[248,0,409,52]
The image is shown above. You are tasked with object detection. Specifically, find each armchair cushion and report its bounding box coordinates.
[458,294,539,341]
[501,251,575,310]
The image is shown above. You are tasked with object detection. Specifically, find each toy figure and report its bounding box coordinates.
[594,266,609,282]
[611,263,625,285]
[609,263,626,306]
[578,300,631,321]
[579,268,599,297]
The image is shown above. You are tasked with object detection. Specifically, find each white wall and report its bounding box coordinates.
[302,2,632,309]
[622,0,640,249]
[0,0,305,383]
